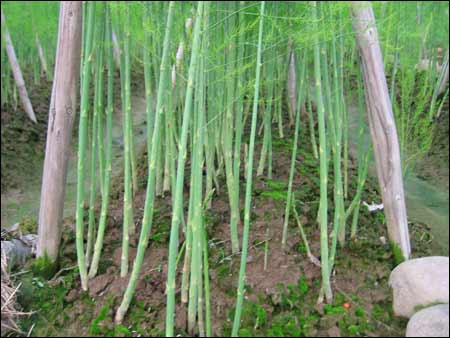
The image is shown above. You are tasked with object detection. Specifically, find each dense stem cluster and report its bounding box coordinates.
[2,0,443,336]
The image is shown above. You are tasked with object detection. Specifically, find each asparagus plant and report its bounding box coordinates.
[232,2,265,335]
[115,1,176,324]
[311,0,332,304]
[165,2,204,335]
[282,50,307,250]
[89,4,114,278]
[75,1,96,291]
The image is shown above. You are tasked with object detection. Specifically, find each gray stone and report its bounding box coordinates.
[1,239,32,268]
[406,304,449,337]
[389,256,449,318]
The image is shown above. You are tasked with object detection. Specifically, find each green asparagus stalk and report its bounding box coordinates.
[115,1,176,324]
[75,1,96,291]
[232,2,265,336]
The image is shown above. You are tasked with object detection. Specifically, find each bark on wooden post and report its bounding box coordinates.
[1,9,37,123]
[438,52,449,97]
[287,40,297,126]
[37,2,82,261]
[288,47,297,125]
[350,1,411,260]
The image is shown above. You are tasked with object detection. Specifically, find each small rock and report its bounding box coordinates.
[406,304,449,337]
[1,239,33,268]
[389,256,449,318]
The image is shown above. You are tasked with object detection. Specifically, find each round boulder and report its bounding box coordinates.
[406,303,449,337]
[389,256,449,318]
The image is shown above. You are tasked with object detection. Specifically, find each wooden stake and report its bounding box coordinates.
[1,9,37,123]
[37,2,82,261]
[350,1,411,260]
[35,33,48,76]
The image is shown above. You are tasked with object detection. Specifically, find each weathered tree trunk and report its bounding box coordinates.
[1,9,37,123]
[37,2,82,261]
[350,1,411,260]
[35,33,48,76]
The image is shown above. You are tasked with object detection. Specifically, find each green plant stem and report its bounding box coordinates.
[115,1,175,324]
[232,2,265,336]
[165,3,204,336]
[282,50,307,250]
[75,1,95,291]
[312,0,332,304]
[89,5,114,279]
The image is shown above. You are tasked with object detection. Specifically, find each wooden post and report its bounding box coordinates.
[1,9,37,123]
[37,2,82,261]
[287,45,297,126]
[438,51,449,97]
[35,33,49,76]
[350,1,411,259]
